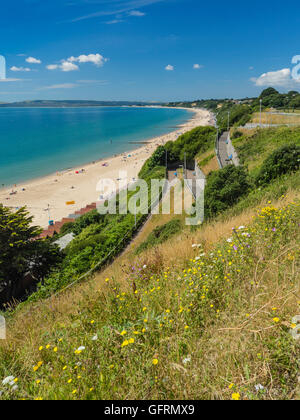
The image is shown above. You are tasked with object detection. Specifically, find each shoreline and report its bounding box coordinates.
[0,107,213,228]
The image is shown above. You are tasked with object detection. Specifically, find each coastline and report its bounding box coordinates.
[0,107,213,228]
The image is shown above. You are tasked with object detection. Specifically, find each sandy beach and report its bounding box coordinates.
[0,107,213,228]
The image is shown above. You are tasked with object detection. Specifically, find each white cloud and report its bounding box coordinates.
[70,0,164,22]
[165,65,174,71]
[38,83,78,90]
[26,57,41,64]
[0,78,22,82]
[106,19,124,24]
[10,66,31,72]
[67,54,108,67]
[46,62,79,72]
[60,62,79,72]
[46,64,59,70]
[129,10,145,16]
[193,64,203,69]
[251,68,300,88]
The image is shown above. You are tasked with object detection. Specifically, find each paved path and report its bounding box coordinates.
[218,131,231,168]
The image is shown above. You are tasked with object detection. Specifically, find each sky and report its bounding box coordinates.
[1,0,300,102]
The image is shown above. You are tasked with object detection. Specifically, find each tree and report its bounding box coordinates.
[0,206,62,303]
[255,144,300,186]
[204,166,251,218]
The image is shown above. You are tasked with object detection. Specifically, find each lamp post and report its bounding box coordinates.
[260,99,262,127]
[227,111,230,132]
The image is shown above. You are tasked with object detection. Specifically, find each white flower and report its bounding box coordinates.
[143,265,147,269]
[227,238,233,243]
[238,226,246,230]
[2,376,15,385]
[183,356,191,365]
[11,385,18,392]
[91,335,98,341]
[76,346,85,352]
[255,384,264,391]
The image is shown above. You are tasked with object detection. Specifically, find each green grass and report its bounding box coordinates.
[233,126,300,175]
[135,219,183,254]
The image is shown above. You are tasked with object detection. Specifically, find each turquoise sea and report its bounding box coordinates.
[0,107,191,186]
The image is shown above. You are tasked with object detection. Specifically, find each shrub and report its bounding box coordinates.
[136,219,182,253]
[204,165,251,218]
[255,144,300,186]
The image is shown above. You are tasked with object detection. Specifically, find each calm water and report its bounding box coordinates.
[0,107,191,186]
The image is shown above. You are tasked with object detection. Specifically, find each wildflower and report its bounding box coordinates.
[36,380,41,384]
[38,346,43,351]
[90,320,95,324]
[46,345,50,349]
[152,359,159,365]
[68,379,73,384]
[120,330,127,336]
[53,347,58,352]
[143,307,147,312]
[183,356,191,365]
[255,384,264,392]
[75,346,85,354]
[128,338,135,344]
[2,376,15,385]
[184,325,189,330]
[232,392,240,400]
[92,335,98,341]
[121,340,129,348]
[273,317,280,323]
[228,383,234,389]
[72,390,77,395]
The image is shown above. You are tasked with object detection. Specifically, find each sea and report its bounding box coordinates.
[0,106,192,186]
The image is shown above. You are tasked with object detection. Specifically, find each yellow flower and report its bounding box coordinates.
[143,307,147,312]
[36,380,41,384]
[152,359,159,365]
[128,338,135,344]
[273,317,280,323]
[232,392,240,400]
[63,366,67,370]
[120,330,127,336]
[89,387,94,392]
[90,320,95,324]
[46,345,50,349]
[184,326,189,330]
[39,346,43,351]
[68,379,73,384]
[53,347,58,352]
[121,340,129,348]
[72,389,77,394]
[144,319,148,323]
[228,383,234,389]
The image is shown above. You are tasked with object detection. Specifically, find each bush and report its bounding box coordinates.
[255,144,300,186]
[136,219,182,253]
[204,165,251,218]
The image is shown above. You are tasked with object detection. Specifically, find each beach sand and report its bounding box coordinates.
[0,108,213,228]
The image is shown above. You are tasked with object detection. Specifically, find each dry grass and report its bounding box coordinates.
[2,189,298,359]
[252,112,300,126]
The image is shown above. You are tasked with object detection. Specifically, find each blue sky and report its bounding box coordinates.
[1,0,300,102]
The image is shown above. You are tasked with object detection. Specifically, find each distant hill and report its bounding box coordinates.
[0,100,160,108]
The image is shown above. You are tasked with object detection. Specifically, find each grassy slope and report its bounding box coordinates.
[0,127,300,400]
[233,126,300,175]
[0,197,299,400]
